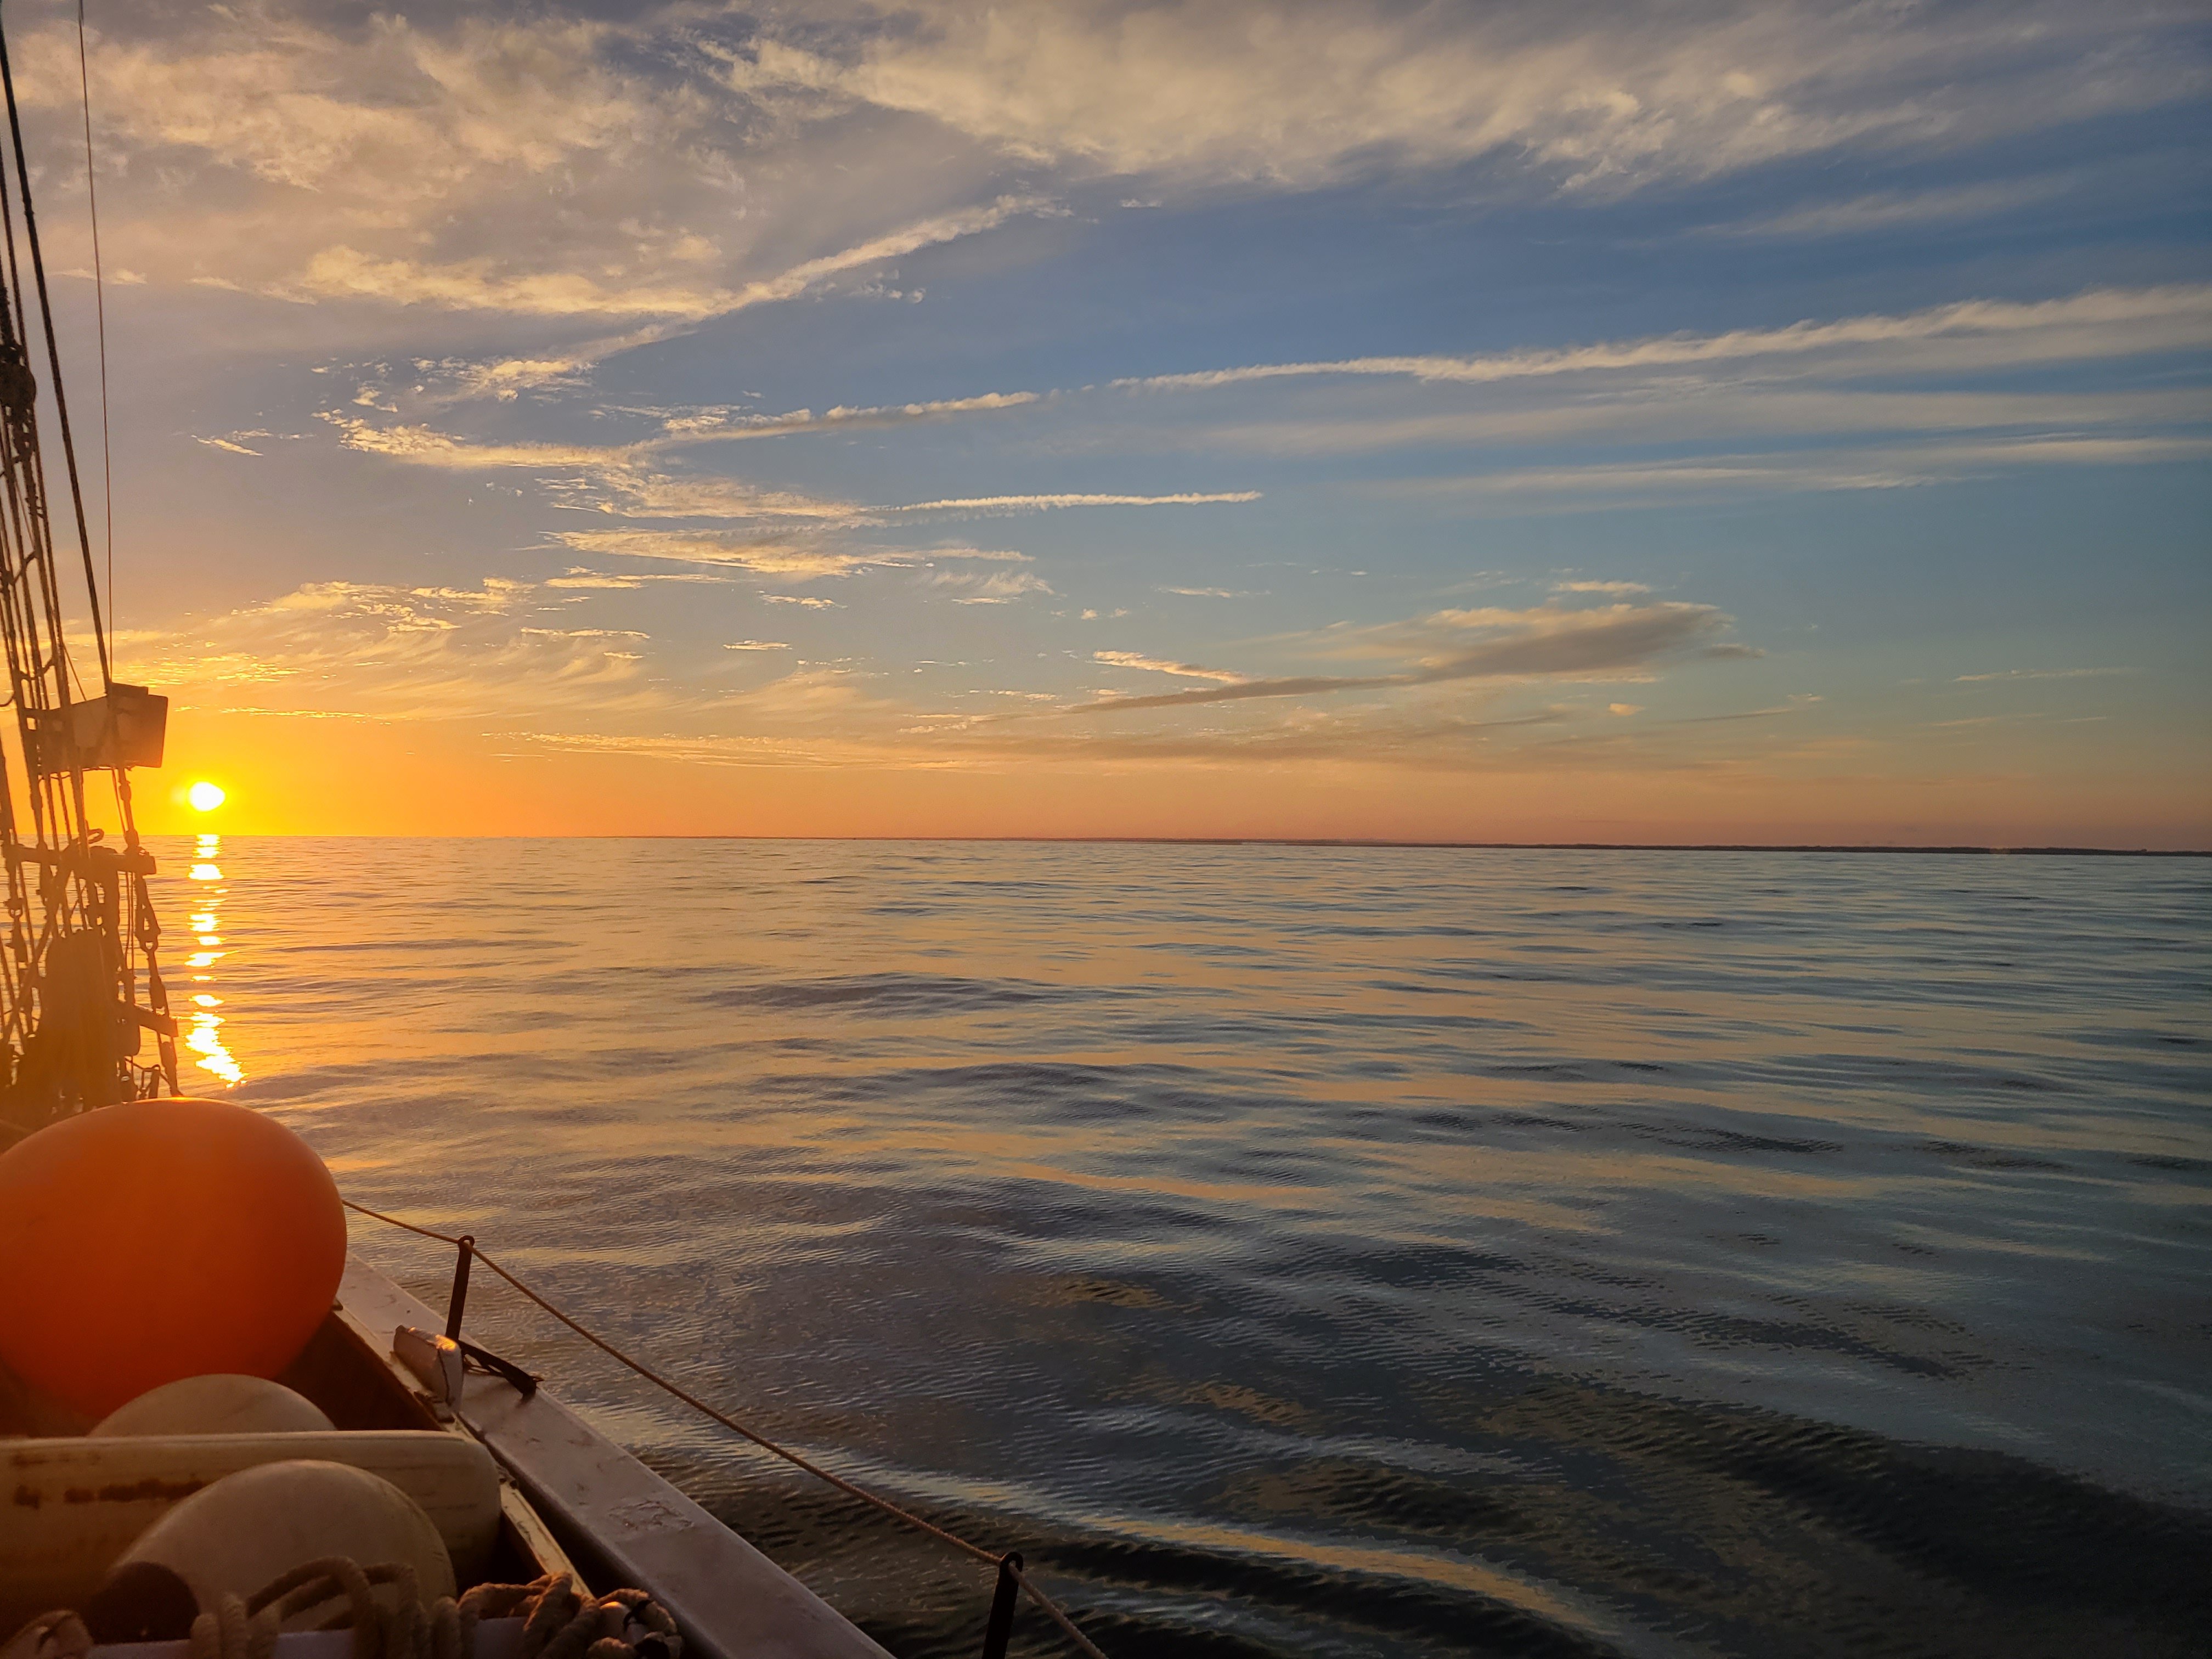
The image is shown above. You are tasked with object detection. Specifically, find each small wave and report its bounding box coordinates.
[698,973,1096,1015]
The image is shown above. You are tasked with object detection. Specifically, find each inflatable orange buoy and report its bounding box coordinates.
[0,1099,345,1419]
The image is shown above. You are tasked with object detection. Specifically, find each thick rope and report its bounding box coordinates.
[174,1563,678,1659]
[0,1611,89,1659]
[342,1200,1109,1659]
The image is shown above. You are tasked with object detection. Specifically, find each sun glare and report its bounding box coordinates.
[187,781,227,812]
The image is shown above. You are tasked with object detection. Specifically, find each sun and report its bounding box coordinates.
[186,781,227,813]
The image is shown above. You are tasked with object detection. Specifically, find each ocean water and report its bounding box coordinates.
[156,837,2210,1658]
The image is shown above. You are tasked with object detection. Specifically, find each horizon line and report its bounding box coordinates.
[162,834,2210,856]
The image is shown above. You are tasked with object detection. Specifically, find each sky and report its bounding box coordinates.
[8,0,2208,842]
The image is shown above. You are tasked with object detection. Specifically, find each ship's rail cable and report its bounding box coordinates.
[342,1197,1111,1659]
[74,0,111,632]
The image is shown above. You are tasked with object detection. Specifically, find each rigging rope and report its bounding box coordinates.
[74,0,111,639]
[341,1199,1110,1659]
[0,8,110,691]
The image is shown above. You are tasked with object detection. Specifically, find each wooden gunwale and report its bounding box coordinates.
[334,1255,892,1659]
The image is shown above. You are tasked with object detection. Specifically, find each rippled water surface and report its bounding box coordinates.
[156,837,2210,1657]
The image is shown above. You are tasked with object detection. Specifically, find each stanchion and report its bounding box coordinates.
[980,1552,1023,1659]
[445,1234,475,1341]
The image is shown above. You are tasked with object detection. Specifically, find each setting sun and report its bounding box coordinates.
[187,781,227,813]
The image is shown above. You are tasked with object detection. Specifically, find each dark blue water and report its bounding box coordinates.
[160,838,2212,1657]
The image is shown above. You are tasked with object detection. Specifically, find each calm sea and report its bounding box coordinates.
[154,837,2211,1658]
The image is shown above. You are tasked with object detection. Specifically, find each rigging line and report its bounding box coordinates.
[75,0,110,641]
[0,10,111,692]
[0,80,27,352]
[340,1198,1111,1659]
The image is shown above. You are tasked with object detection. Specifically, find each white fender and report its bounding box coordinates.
[117,1460,454,1624]
[92,1376,335,1438]
[1,1431,498,1630]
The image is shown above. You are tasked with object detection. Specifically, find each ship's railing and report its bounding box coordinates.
[343,1200,1110,1659]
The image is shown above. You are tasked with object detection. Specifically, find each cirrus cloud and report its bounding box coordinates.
[1070,601,1741,713]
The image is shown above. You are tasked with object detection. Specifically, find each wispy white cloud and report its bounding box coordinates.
[315,280,2209,533]
[1954,667,2132,682]
[1093,650,1245,683]
[329,417,616,471]
[296,247,732,320]
[916,548,1034,563]
[126,571,1769,778]
[542,568,733,589]
[566,471,868,524]
[292,195,1055,320]
[655,391,1047,445]
[1206,386,2212,457]
[924,568,1056,604]
[1069,601,1740,714]
[534,529,1045,583]
[1114,285,2212,394]
[511,696,1767,775]
[432,328,680,402]
[4,9,1097,455]
[116,577,678,723]
[543,528,897,578]
[335,283,2212,490]
[325,412,1261,537]
[727,1,2204,194]
[892,490,1261,514]
[1715,175,2078,238]
[1673,697,1820,724]
[1384,435,2212,504]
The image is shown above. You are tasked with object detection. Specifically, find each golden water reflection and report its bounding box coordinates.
[181,832,242,1086]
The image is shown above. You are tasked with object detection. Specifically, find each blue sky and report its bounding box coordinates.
[14,0,2209,840]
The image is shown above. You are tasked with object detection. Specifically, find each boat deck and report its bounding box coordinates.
[332,1256,893,1659]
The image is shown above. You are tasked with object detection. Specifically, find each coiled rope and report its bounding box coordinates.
[196,1564,674,1659]
[341,1200,1109,1659]
[4,1568,675,1659]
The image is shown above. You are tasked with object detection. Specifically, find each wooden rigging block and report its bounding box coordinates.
[22,681,166,775]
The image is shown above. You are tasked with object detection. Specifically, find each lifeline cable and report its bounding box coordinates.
[342,1197,1111,1659]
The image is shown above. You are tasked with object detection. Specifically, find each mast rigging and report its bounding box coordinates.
[0,6,177,1131]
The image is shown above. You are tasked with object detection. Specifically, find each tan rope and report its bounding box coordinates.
[172,1563,678,1659]
[342,1200,1109,1659]
[1006,1562,1109,1659]
[0,1611,90,1659]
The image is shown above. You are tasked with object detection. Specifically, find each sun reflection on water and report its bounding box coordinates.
[182,832,242,1086]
